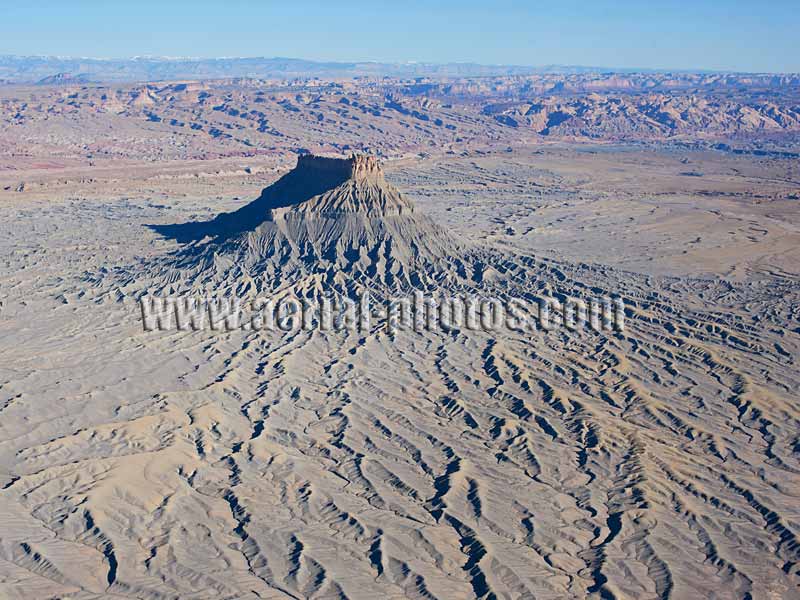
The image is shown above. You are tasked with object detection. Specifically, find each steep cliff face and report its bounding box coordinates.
[262,154,415,218]
[152,154,467,290]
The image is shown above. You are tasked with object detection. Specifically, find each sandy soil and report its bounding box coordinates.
[0,144,799,599]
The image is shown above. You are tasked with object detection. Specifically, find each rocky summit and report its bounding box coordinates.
[150,154,467,291]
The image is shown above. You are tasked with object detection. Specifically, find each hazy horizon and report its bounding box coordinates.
[0,53,759,76]
[1,1,798,74]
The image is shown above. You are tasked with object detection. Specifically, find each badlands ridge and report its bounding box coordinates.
[0,150,798,598]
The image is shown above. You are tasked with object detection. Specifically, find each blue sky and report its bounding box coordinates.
[0,1,796,72]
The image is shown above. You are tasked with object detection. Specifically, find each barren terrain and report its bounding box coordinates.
[0,74,799,599]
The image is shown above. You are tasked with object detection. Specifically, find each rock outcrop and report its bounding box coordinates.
[153,154,465,290]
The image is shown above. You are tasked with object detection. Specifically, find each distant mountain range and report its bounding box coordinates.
[0,55,720,84]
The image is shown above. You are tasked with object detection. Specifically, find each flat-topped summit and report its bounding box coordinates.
[280,153,412,217]
[199,153,414,233]
[151,151,464,287]
[296,154,384,181]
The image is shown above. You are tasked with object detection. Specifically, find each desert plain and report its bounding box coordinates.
[0,71,799,599]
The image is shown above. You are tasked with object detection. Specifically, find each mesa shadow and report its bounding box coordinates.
[148,156,353,243]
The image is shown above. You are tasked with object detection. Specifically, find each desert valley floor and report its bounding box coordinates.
[1,100,800,599]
